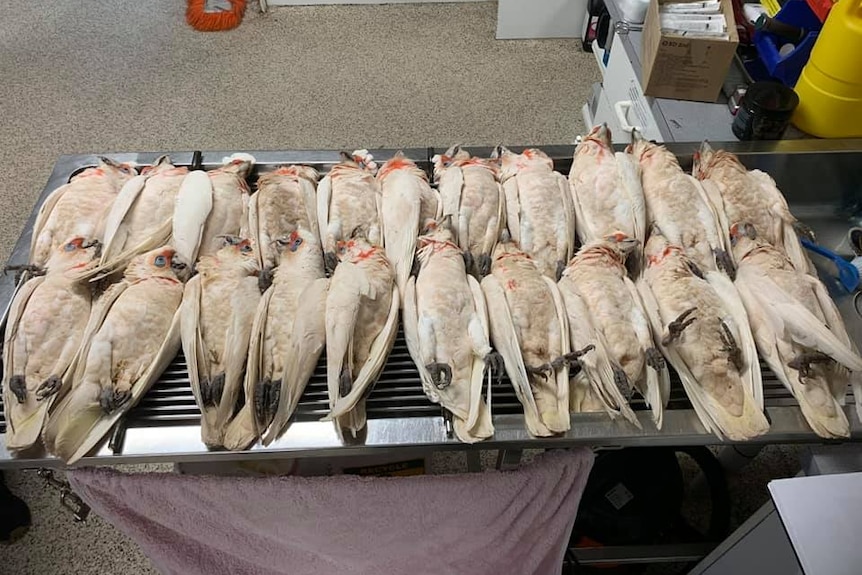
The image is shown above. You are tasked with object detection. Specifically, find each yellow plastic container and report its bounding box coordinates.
[792,0,862,137]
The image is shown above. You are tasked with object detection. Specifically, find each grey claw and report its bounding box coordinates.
[526,363,553,381]
[426,362,453,389]
[788,352,832,384]
[613,365,633,400]
[100,388,130,413]
[324,252,339,277]
[485,352,505,382]
[553,345,596,373]
[254,378,270,423]
[714,249,736,280]
[478,254,492,277]
[719,321,743,372]
[35,375,62,401]
[209,373,225,406]
[199,379,212,406]
[686,259,705,280]
[463,251,475,275]
[662,307,697,346]
[555,260,566,282]
[339,367,353,397]
[645,347,666,371]
[9,375,27,403]
[258,267,274,292]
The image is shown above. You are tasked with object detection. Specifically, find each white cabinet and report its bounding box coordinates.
[496,0,589,39]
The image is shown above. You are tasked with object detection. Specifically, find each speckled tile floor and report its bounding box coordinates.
[0,1,806,574]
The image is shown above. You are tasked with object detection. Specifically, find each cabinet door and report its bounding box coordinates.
[602,38,664,142]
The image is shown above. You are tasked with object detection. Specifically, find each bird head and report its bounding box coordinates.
[603,231,640,256]
[48,236,102,274]
[644,231,683,267]
[577,124,613,157]
[377,152,425,183]
[336,235,379,264]
[337,149,378,174]
[126,247,190,283]
[691,141,715,179]
[218,153,256,179]
[729,222,762,261]
[216,236,259,271]
[625,130,677,170]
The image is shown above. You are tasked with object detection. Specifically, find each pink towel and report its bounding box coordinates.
[69,450,593,575]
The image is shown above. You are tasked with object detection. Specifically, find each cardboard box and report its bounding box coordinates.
[642,0,739,102]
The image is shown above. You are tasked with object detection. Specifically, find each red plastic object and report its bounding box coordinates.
[806,0,835,23]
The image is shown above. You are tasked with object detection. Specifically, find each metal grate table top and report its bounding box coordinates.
[2,140,862,468]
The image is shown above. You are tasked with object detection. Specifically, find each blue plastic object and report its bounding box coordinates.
[754,0,822,87]
[801,238,860,292]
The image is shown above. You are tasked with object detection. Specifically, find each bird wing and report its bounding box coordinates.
[264,277,329,445]
[29,185,69,264]
[316,174,332,251]
[172,170,214,266]
[3,276,47,450]
[706,270,763,408]
[556,172,577,262]
[179,275,217,444]
[327,283,399,420]
[481,275,547,436]
[503,176,522,245]
[382,182,420,300]
[456,274,495,442]
[624,275,668,427]
[543,275,572,433]
[735,274,850,438]
[222,286,273,451]
[100,175,148,265]
[403,275,437,401]
[66,308,183,464]
[300,176,321,244]
[247,191,263,268]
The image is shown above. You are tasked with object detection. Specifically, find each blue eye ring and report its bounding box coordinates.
[64,243,77,252]
[154,255,167,267]
[289,237,303,252]
[240,244,253,253]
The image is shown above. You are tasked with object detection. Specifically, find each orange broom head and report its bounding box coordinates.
[186,0,246,32]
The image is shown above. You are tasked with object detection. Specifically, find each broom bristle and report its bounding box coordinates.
[186,0,246,32]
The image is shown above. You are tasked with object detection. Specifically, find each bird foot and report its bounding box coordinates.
[339,367,353,397]
[324,251,339,277]
[462,251,475,275]
[410,255,421,278]
[258,266,274,292]
[788,352,832,383]
[100,387,131,413]
[646,347,666,371]
[426,362,453,390]
[484,351,505,383]
[199,379,212,406]
[478,253,492,277]
[662,307,697,346]
[551,345,596,373]
[4,264,45,284]
[526,363,553,381]
[254,378,271,424]
[719,321,744,372]
[613,365,633,400]
[209,373,225,407]
[685,259,705,280]
[714,248,736,280]
[9,375,27,403]
[793,221,816,242]
[555,260,566,282]
[35,375,62,401]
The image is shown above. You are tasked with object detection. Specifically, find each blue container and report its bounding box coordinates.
[754,0,822,87]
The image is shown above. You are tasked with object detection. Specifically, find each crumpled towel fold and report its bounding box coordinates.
[69,449,594,575]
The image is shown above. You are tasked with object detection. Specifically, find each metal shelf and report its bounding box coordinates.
[2,141,862,468]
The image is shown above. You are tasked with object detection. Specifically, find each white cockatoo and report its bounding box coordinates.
[498,147,575,280]
[225,228,329,449]
[731,222,862,438]
[76,156,209,279]
[180,237,261,448]
[317,150,383,276]
[378,153,441,301]
[193,157,253,260]
[480,239,571,437]
[30,157,136,267]
[560,234,670,428]
[3,237,101,451]
[433,145,506,277]
[637,231,768,440]
[43,246,190,463]
[323,234,399,438]
[628,132,731,276]
[569,124,645,272]
[250,164,320,286]
[403,223,497,443]
[693,142,813,273]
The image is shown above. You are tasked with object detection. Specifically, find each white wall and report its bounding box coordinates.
[496,0,587,39]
